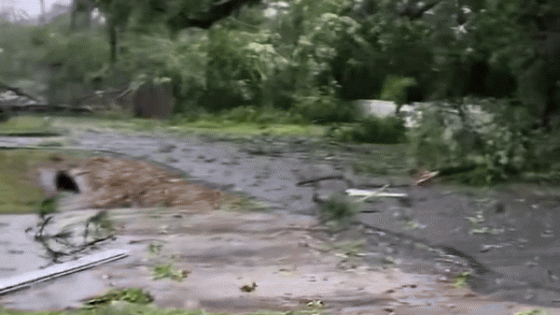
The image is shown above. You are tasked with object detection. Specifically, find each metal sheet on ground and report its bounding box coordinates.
[0,249,128,295]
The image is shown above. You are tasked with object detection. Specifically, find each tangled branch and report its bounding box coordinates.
[30,206,115,263]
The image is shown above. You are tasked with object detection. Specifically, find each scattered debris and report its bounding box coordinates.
[411,169,439,186]
[31,206,115,263]
[158,144,176,153]
[240,282,258,292]
[453,271,472,289]
[296,175,345,186]
[307,300,324,308]
[83,287,153,308]
[152,263,189,282]
[346,186,408,202]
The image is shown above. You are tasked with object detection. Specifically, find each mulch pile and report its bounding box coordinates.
[39,155,226,211]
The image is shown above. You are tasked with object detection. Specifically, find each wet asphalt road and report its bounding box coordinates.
[1,129,560,307]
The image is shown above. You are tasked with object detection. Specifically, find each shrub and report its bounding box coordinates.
[380,75,418,111]
[293,89,357,124]
[350,116,407,144]
[221,106,259,123]
[327,115,407,144]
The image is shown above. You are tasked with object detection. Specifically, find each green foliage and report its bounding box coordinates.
[0,149,47,214]
[85,210,115,239]
[44,30,109,102]
[319,192,358,225]
[148,242,163,255]
[292,88,356,124]
[83,288,154,308]
[38,197,59,218]
[147,241,188,282]
[30,27,49,46]
[291,10,372,100]
[201,27,288,112]
[170,106,306,127]
[0,23,47,86]
[350,116,406,144]
[359,6,433,100]
[380,75,417,107]
[409,99,558,185]
[38,140,64,147]
[326,115,406,144]
[0,116,60,137]
[453,271,472,289]
[225,106,257,123]
[117,28,207,103]
[514,309,549,315]
[2,0,560,152]
[152,263,187,282]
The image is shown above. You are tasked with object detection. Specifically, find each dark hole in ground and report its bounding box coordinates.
[55,171,80,193]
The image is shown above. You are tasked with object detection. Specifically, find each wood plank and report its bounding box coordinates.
[346,188,408,201]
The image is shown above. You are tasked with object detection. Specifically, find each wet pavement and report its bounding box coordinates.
[357,185,560,306]
[1,126,560,311]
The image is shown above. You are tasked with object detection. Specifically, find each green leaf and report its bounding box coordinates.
[38,197,58,218]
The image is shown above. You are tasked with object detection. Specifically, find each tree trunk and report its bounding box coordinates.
[84,0,93,28]
[108,16,118,65]
[541,84,557,130]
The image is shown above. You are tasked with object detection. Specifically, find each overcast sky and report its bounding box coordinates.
[9,0,71,17]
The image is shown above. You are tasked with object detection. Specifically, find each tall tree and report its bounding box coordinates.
[70,0,95,29]
[91,0,134,64]
[516,0,560,128]
[90,0,261,65]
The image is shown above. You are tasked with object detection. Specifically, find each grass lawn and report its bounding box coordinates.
[0,115,62,137]
[0,149,66,214]
[169,120,325,138]
[52,115,326,138]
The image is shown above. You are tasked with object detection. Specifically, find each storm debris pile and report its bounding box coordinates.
[42,156,224,211]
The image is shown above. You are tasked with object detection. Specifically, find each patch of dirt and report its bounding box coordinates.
[36,156,226,211]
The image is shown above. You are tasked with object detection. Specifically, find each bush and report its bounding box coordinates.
[327,115,407,144]
[293,89,357,124]
[380,75,418,110]
[351,116,407,144]
[221,106,259,123]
